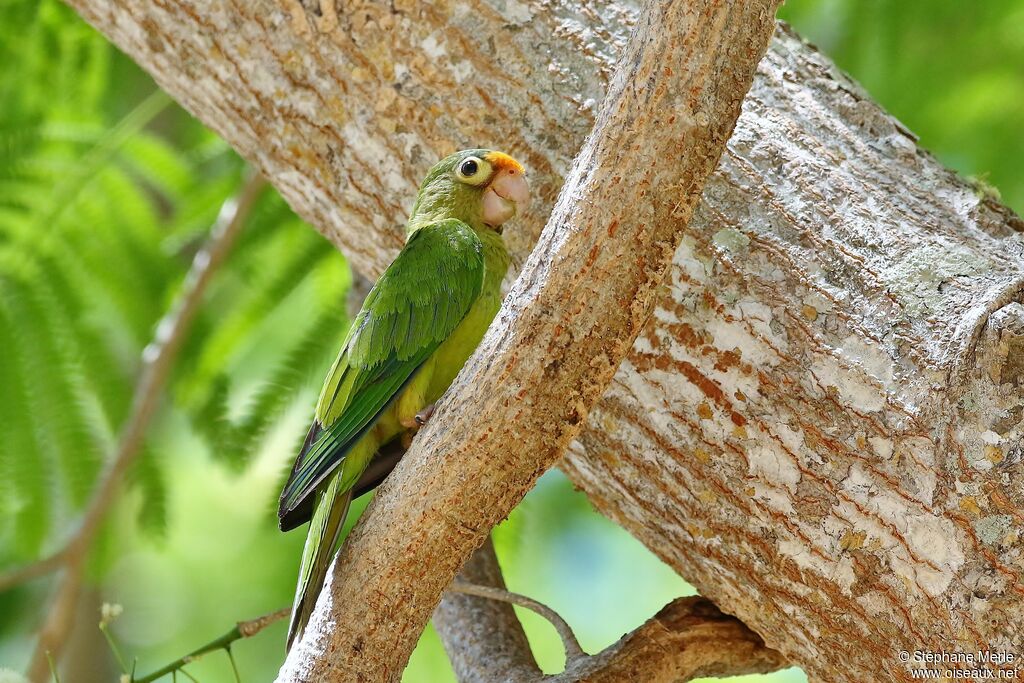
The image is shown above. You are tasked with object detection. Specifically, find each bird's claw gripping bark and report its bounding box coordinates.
[414,403,435,427]
[399,403,436,430]
[400,404,436,447]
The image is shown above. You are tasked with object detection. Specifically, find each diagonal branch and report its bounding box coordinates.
[23,172,266,683]
[276,0,781,680]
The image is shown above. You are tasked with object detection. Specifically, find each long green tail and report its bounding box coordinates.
[287,471,352,650]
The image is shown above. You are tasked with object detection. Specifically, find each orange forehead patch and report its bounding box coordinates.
[483,151,525,174]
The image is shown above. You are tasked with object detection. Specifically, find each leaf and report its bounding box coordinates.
[219,301,347,470]
[127,446,168,539]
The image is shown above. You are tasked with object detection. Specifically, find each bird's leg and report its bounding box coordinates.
[399,402,436,430]
[401,403,437,429]
[414,403,436,427]
[399,403,435,448]
[397,403,434,450]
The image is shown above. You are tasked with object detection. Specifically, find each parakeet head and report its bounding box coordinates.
[408,149,530,234]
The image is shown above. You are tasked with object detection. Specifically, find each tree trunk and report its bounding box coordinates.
[64,0,1024,681]
[560,36,1024,683]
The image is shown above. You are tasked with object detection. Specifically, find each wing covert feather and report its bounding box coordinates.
[278,220,484,523]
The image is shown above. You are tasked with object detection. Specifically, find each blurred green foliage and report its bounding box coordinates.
[0,1,347,677]
[0,0,1020,681]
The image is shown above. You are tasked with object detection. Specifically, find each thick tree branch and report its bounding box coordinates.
[275,0,779,679]
[23,173,266,683]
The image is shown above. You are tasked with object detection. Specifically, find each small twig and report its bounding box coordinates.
[46,652,61,683]
[434,537,540,682]
[237,607,292,638]
[0,549,65,592]
[227,649,241,683]
[100,621,131,675]
[447,580,586,663]
[132,608,290,683]
[24,172,267,683]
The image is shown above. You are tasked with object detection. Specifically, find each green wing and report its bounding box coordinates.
[278,219,484,527]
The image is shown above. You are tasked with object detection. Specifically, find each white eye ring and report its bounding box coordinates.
[456,156,486,182]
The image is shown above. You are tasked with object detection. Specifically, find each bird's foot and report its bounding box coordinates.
[399,403,436,430]
[414,403,436,427]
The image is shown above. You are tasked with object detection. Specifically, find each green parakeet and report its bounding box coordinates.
[278,149,530,649]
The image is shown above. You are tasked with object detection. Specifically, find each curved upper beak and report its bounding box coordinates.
[482,168,530,228]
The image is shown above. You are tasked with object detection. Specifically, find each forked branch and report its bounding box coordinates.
[437,541,785,683]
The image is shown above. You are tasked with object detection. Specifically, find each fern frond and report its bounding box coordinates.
[120,132,194,204]
[0,0,356,561]
[127,446,168,539]
[0,278,57,557]
[219,299,346,470]
[184,224,328,397]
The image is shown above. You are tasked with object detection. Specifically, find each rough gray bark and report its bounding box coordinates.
[561,31,1024,683]
[61,0,1024,681]
[433,540,541,682]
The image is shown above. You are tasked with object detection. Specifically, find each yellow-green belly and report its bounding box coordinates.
[371,285,501,443]
[335,231,508,490]
[333,289,499,490]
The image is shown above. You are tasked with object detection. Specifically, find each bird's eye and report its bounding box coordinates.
[455,156,490,184]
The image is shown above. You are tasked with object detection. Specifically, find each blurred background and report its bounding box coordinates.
[0,0,1021,681]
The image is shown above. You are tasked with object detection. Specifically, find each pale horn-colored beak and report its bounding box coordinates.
[482,167,530,228]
